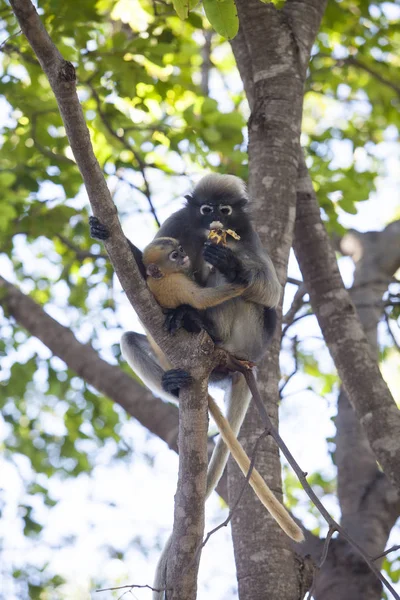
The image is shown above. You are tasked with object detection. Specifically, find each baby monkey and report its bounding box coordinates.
[143,237,246,309]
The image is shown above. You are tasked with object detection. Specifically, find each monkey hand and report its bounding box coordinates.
[89,216,109,240]
[162,368,192,398]
[203,243,249,286]
[164,304,204,335]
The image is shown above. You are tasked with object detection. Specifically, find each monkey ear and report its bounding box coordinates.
[146,264,164,279]
[184,194,194,205]
[236,197,248,208]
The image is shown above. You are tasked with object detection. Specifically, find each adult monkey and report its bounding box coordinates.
[90,173,286,596]
[131,235,302,540]
[90,174,281,493]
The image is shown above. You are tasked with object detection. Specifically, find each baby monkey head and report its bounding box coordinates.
[143,237,190,280]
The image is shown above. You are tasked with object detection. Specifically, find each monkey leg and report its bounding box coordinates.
[206,374,251,498]
[120,331,177,403]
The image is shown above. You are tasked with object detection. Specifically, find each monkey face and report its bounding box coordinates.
[143,237,191,275]
[168,244,191,272]
[186,198,247,233]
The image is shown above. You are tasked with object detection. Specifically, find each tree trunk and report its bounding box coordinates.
[229,1,327,598]
[314,223,400,600]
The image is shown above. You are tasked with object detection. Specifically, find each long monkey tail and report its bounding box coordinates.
[207,394,304,542]
[205,374,251,498]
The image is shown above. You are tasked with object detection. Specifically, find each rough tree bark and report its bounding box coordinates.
[312,222,400,600]
[228,2,327,599]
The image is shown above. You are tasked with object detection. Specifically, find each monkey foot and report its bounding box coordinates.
[235,359,256,370]
[216,349,256,374]
[164,305,203,335]
[162,368,193,398]
[89,216,109,240]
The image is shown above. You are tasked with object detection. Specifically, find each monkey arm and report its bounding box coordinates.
[174,278,246,310]
[89,216,146,279]
[243,258,281,308]
[193,283,246,309]
[148,274,245,310]
[203,243,248,285]
[203,242,281,308]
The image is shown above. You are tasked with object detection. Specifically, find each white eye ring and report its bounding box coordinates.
[200,205,213,215]
[220,205,232,216]
[169,251,179,261]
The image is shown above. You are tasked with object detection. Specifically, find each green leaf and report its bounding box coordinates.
[203,0,239,39]
[173,0,189,19]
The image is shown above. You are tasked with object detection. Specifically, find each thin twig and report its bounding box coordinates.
[201,30,213,96]
[0,28,21,50]
[240,367,400,600]
[57,234,108,260]
[287,277,303,286]
[344,56,400,99]
[87,81,161,226]
[315,52,400,99]
[279,335,299,395]
[306,525,336,600]
[384,310,400,352]
[283,283,308,325]
[372,544,400,562]
[31,110,75,165]
[281,310,313,338]
[96,583,166,593]
[198,430,268,556]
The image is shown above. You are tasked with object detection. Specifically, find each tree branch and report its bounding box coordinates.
[0,274,179,451]
[283,0,329,73]
[340,55,400,99]
[324,219,400,597]
[200,30,213,97]
[229,4,328,597]
[293,152,400,493]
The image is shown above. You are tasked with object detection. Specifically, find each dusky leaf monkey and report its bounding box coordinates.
[90,173,303,596]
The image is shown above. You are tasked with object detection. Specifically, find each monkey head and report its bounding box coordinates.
[184,173,249,235]
[143,237,190,280]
